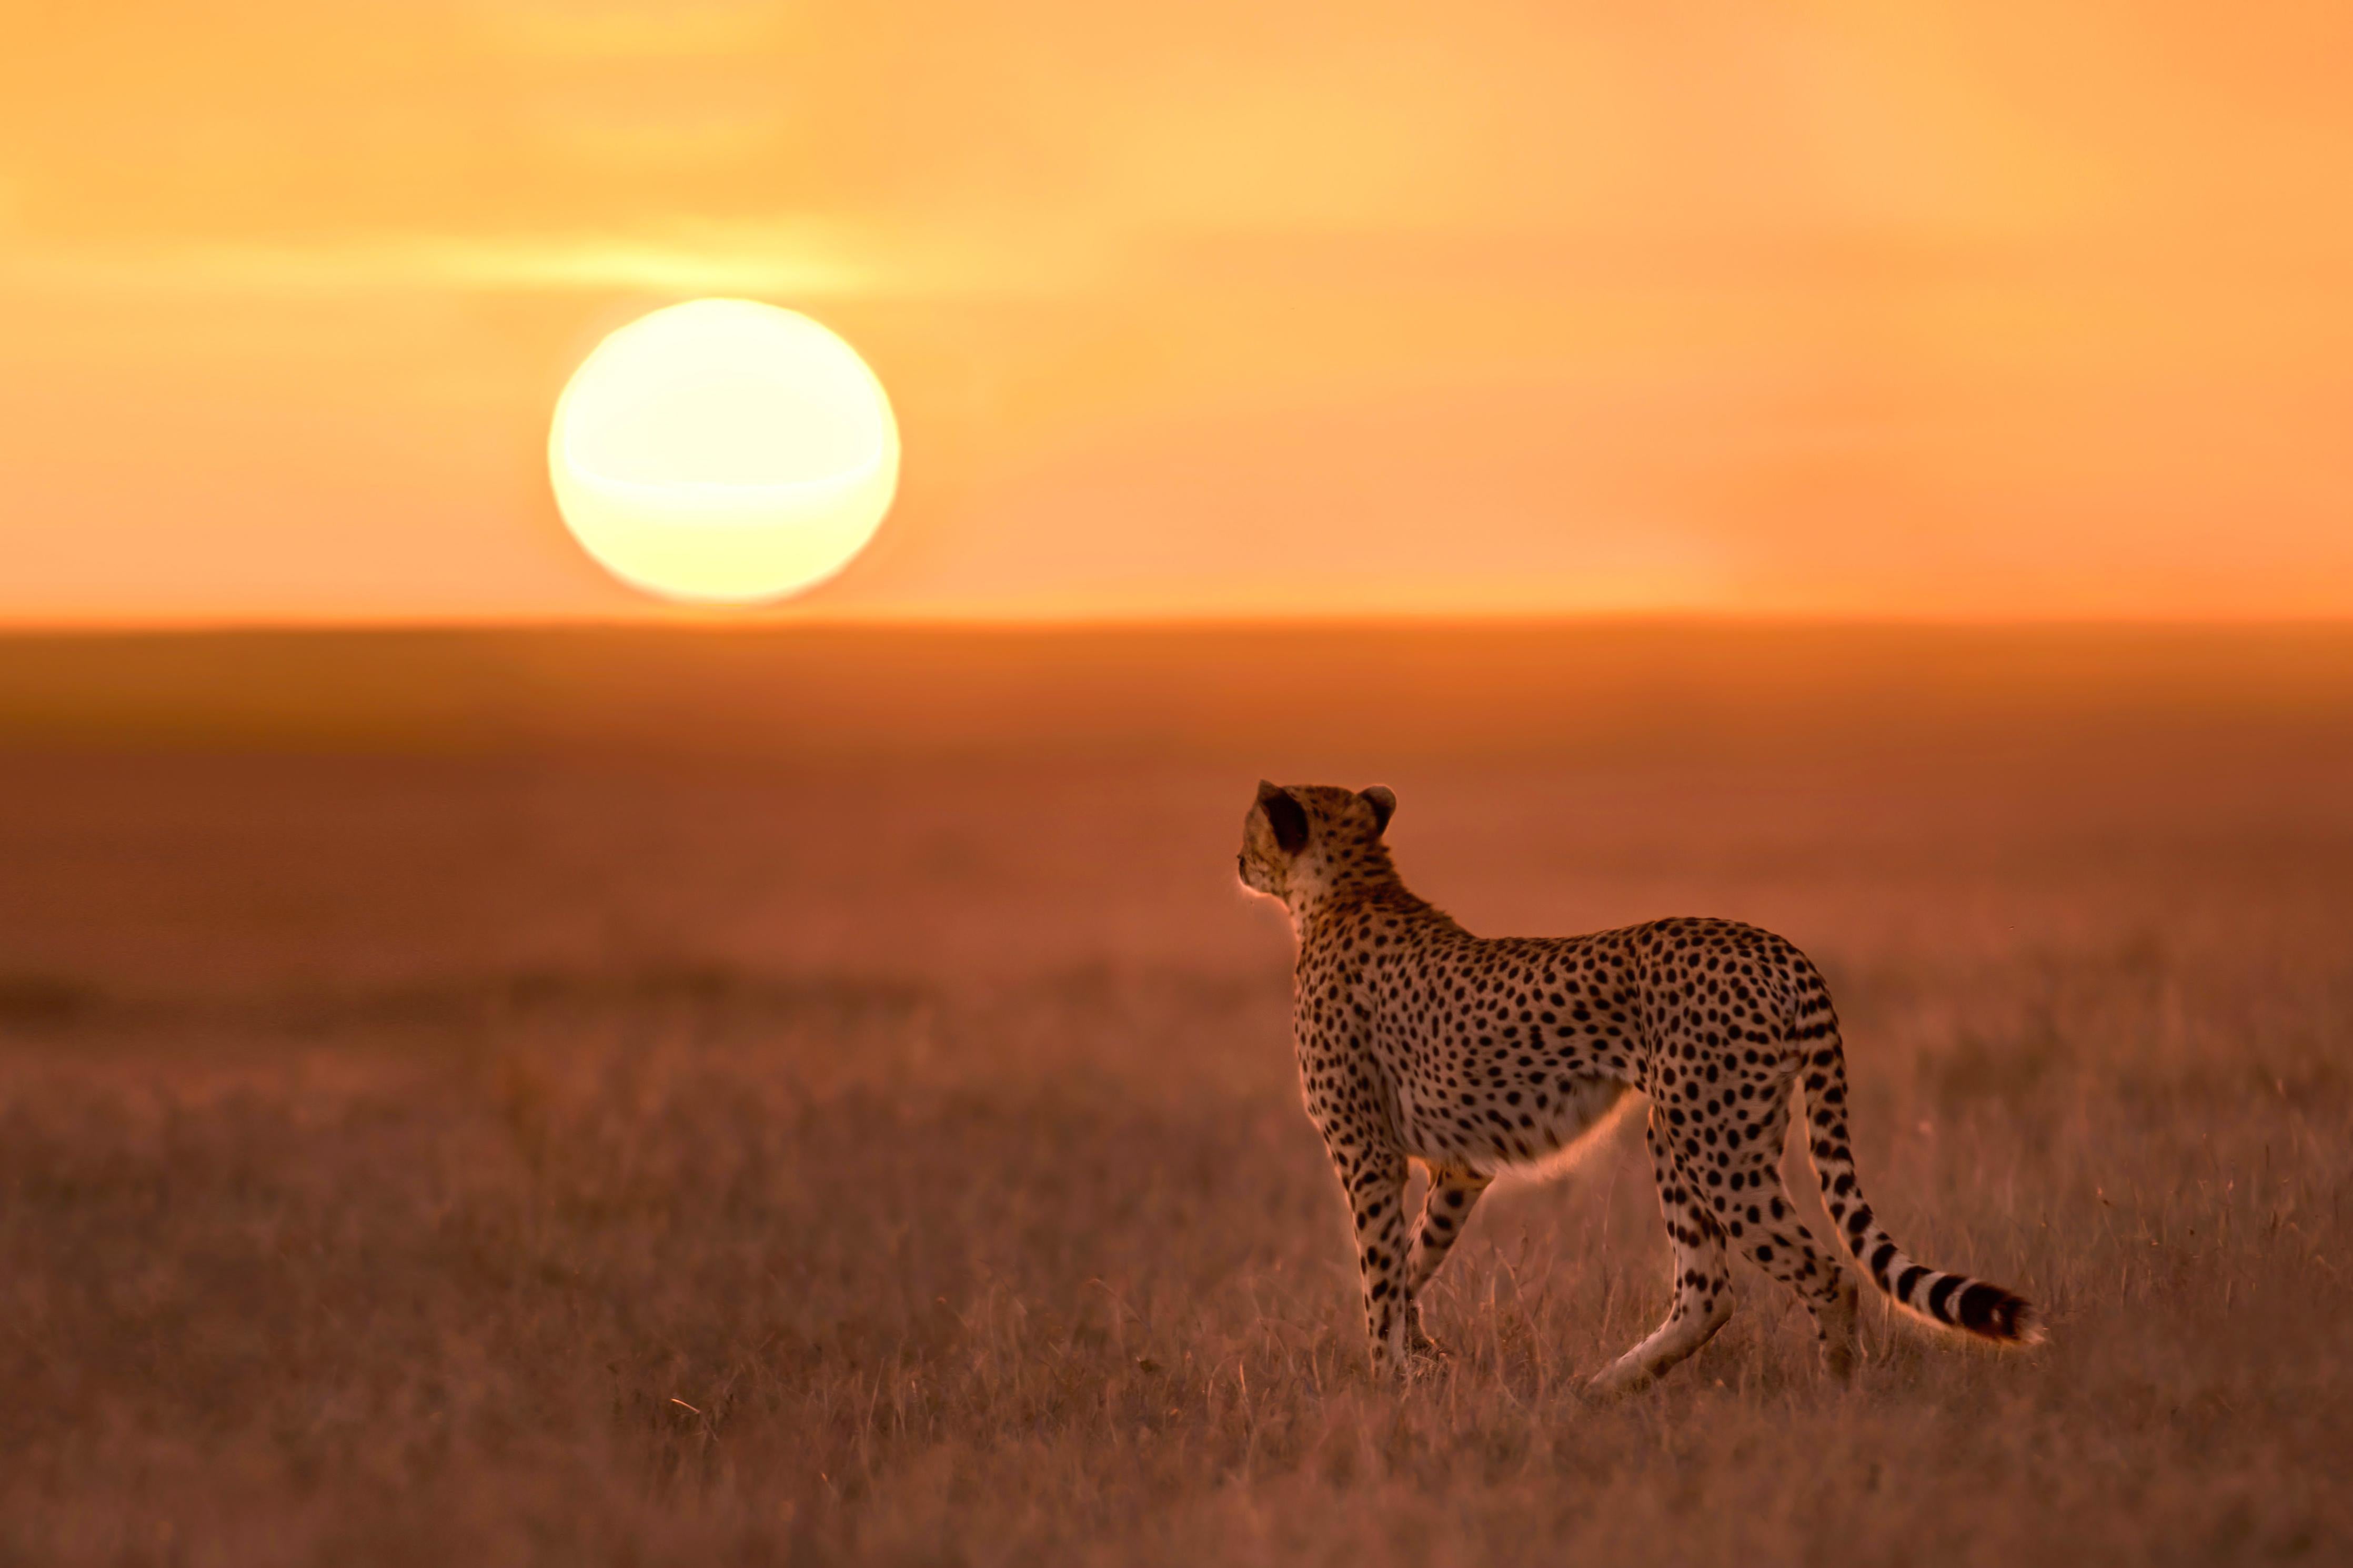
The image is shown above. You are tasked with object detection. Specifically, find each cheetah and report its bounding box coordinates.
[1237,781,2041,1392]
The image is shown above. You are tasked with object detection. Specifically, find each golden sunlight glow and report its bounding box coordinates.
[548,299,898,604]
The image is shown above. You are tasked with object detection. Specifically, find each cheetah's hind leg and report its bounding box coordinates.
[1709,1076,1863,1381]
[1586,1107,1734,1396]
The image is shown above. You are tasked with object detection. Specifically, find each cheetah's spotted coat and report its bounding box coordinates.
[1238,781,2041,1392]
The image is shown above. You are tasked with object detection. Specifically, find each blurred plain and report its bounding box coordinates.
[1,625,2347,1563]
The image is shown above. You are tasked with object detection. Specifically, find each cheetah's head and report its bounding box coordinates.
[1237,781,1398,912]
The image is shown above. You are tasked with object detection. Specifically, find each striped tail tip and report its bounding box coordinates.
[1972,1286,2044,1348]
[1925,1276,2042,1347]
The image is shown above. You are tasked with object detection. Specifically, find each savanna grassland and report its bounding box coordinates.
[2,625,2349,1566]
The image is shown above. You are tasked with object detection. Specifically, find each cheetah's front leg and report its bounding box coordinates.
[1401,1165,1493,1356]
[1326,1141,1414,1377]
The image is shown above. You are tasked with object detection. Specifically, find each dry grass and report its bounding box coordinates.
[1,628,2349,1565]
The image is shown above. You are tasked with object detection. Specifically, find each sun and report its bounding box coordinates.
[548,299,899,605]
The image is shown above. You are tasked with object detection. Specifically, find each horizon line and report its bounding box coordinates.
[7,609,2353,640]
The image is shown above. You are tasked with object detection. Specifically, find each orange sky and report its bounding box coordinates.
[4,1,2350,624]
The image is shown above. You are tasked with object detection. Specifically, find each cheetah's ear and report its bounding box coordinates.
[1256,781,1309,855]
[1359,785,1396,837]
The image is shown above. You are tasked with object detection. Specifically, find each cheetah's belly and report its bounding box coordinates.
[1497,1076,1636,1180]
[1395,1072,1633,1177]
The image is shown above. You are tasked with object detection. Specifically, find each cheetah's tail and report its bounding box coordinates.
[1789,979,2043,1347]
